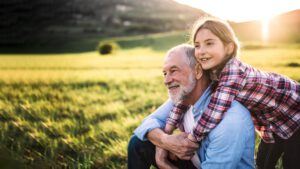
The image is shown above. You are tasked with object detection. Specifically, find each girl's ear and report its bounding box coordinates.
[226,42,234,55]
[195,63,203,80]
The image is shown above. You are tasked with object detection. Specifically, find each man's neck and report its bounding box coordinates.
[186,76,210,105]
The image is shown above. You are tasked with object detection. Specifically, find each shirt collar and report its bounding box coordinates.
[193,84,212,114]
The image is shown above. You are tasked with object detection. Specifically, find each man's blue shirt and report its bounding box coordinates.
[134,86,255,169]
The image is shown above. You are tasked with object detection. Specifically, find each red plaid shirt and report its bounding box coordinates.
[167,58,300,143]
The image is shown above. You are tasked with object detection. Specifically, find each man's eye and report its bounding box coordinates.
[170,69,177,74]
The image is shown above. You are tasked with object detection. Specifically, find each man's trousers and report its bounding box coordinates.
[127,135,197,169]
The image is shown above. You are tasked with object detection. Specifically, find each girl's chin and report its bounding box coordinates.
[201,65,213,70]
[201,62,218,70]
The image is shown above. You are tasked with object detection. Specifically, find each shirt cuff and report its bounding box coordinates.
[134,119,165,141]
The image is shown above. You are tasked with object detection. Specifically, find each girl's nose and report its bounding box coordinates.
[195,47,206,61]
[198,46,206,55]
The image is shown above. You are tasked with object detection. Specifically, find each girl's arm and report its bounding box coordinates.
[192,81,243,142]
[164,123,176,134]
[165,102,190,134]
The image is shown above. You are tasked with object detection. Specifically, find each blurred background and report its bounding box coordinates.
[0,0,299,168]
[1,0,299,53]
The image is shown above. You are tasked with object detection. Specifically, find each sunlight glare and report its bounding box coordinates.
[261,18,270,42]
[173,0,300,22]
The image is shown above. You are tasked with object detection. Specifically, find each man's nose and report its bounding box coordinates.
[164,74,173,85]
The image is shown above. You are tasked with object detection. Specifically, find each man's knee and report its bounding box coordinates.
[128,135,155,156]
[128,135,141,154]
[128,135,156,169]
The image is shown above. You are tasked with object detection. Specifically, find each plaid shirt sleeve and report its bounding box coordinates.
[251,114,275,143]
[192,59,246,141]
[166,102,189,127]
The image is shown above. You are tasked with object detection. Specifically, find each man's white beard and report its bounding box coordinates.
[168,74,196,103]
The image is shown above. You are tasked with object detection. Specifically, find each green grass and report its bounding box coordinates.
[113,31,190,51]
[0,33,299,168]
[0,78,167,168]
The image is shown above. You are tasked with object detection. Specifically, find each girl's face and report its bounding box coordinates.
[194,28,232,70]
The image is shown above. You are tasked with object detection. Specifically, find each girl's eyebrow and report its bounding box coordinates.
[195,39,215,43]
[204,39,215,42]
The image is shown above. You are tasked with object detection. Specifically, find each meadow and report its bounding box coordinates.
[0,32,299,168]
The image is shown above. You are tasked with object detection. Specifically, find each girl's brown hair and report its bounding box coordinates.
[190,17,240,57]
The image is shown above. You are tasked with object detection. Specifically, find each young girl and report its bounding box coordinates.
[165,17,300,168]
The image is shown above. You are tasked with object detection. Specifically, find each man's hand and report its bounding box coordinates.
[147,129,199,160]
[162,132,199,160]
[155,146,178,169]
[187,133,198,143]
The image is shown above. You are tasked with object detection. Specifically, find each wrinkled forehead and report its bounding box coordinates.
[163,50,189,70]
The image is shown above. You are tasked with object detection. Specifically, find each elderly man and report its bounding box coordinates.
[128,44,255,169]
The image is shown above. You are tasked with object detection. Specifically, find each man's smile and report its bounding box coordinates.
[168,84,180,90]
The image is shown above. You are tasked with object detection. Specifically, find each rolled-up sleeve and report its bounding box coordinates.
[134,100,173,141]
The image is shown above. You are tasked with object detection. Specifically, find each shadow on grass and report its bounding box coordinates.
[0,37,102,54]
[93,154,126,169]
[286,62,300,67]
[0,147,24,169]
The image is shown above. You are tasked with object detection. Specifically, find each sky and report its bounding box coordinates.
[174,0,300,22]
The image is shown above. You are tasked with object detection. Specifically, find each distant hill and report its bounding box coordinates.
[1,0,298,53]
[0,0,205,50]
[231,9,300,43]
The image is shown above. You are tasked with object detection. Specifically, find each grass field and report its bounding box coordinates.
[0,33,299,168]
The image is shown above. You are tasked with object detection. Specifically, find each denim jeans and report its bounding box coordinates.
[127,135,197,169]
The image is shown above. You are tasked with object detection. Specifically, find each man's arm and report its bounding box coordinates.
[134,100,173,141]
[200,101,255,169]
[133,99,199,159]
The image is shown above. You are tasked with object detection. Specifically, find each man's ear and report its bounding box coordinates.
[195,63,203,80]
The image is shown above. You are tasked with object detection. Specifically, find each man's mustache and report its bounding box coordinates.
[166,83,180,89]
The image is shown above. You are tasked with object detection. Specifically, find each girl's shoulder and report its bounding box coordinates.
[222,57,248,76]
[228,57,247,69]
[219,58,248,85]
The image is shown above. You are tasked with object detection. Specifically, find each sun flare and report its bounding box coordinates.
[261,18,270,42]
[174,0,300,21]
[173,0,300,41]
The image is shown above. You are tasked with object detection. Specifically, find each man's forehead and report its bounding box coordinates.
[163,50,188,69]
[164,50,186,62]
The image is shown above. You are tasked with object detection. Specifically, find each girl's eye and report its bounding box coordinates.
[207,42,213,46]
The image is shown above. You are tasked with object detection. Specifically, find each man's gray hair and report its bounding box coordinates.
[166,44,196,69]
